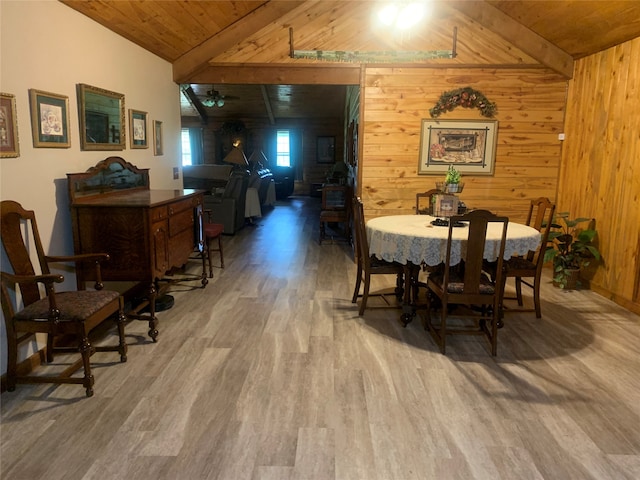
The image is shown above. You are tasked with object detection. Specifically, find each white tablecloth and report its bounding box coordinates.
[367,215,541,267]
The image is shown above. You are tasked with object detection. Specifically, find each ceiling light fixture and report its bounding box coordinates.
[377,2,427,30]
[202,88,225,108]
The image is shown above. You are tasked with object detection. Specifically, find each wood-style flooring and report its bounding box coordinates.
[2,195,639,480]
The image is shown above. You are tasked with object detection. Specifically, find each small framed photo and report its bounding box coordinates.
[153,120,163,156]
[129,109,148,148]
[28,89,70,148]
[1,93,20,157]
[317,136,335,164]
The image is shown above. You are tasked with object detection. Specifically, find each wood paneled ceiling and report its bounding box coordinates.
[60,0,640,121]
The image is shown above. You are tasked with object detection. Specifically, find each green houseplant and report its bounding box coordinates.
[438,165,464,193]
[543,213,602,289]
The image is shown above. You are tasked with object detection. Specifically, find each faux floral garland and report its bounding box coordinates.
[429,87,497,118]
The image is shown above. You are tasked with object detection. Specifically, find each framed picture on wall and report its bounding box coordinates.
[317,136,335,164]
[28,89,71,148]
[129,109,148,148]
[1,93,20,157]
[153,120,163,156]
[418,119,497,175]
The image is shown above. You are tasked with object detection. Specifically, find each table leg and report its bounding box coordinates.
[400,262,420,327]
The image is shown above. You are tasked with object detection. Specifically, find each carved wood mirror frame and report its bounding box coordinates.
[77,83,125,151]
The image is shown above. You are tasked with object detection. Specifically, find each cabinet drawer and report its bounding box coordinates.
[150,206,168,223]
[168,196,200,216]
[169,208,194,236]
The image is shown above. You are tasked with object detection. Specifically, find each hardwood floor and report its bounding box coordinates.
[2,195,639,480]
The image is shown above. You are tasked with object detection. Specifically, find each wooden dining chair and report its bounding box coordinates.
[0,200,127,397]
[502,197,555,318]
[320,184,352,244]
[422,209,509,355]
[351,197,405,315]
[416,188,443,215]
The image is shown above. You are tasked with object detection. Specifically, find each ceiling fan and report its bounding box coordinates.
[202,87,226,108]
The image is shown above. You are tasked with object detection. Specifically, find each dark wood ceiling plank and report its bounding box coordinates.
[443,0,574,78]
[181,85,209,124]
[260,85,276,125]
[173,1,305,83]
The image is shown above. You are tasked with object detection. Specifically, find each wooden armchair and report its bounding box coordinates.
[0,200,127,397]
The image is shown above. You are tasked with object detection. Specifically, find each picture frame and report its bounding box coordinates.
[418,119,498,175]
[129,109,148,148]
[317,136,335,164]
[28,89,71,148]
[153,120,163,156]
[0,93,20,157]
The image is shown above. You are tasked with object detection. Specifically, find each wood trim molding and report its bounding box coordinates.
[188,64,361,85]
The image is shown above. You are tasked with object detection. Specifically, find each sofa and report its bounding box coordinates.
[182,164,249,234]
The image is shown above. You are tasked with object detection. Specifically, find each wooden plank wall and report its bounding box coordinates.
[559,37,640,313]
[360,67,567,224]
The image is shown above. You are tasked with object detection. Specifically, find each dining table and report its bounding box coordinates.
[366,214,542,325]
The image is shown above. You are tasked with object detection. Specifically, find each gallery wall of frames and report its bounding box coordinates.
[1,86,164,158]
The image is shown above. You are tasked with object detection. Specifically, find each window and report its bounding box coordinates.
[181,128,192,166]
[276,130,291,167]
[181,127,203,165]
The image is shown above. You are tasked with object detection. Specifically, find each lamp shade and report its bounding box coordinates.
[248,150,268,166]
[223,147,248,166]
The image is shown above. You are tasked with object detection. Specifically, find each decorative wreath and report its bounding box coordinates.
[429,87,497,118]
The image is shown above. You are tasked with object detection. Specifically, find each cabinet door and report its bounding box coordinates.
[152,219,169,276]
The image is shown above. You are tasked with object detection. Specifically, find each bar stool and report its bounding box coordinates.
[203,213,224,278]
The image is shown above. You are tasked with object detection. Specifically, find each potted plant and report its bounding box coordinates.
[543,212,602,289]
[437,165,464,193]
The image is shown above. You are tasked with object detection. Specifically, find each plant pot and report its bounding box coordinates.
[436,182,464,194]
[554,268,581,289]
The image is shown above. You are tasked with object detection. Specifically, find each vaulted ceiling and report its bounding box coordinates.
[60,1,640,121]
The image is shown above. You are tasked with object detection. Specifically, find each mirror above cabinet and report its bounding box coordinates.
[77,83,125,150]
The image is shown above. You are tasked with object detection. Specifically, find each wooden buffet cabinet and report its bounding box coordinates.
[67,157,206,341]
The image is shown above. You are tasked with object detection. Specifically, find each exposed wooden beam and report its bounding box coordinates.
[443,0,574,78]
[260,85,275,125]
[189,63,361,85]
[173,1,305,83]
[180,85,208,124]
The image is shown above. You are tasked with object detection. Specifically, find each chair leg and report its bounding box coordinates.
[5,333,17,392]
[46,334,54,363]
[359,272,371,316]
[218,235,224,269]
[78,335,95,397]
[515,277,524,306]
[439,305,447,354]
[116,298,128,362]
[352,264,362,303]
[206,237,213,278]
[533,274,542,318]
[490,304,499,356]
